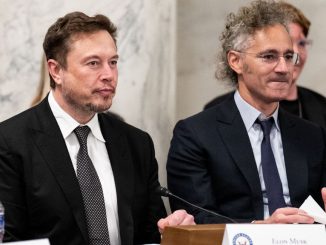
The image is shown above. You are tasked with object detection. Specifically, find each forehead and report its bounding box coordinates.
[249,24,293,52]
[68,30,117,54]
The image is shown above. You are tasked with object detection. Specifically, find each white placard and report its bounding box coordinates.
[4,239,50,244]
[222,224,326,245]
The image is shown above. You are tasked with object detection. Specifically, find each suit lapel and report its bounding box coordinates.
[278,110,308,207]
[215,97,264,218]
[31,99,89,243]
[99,114,134,244]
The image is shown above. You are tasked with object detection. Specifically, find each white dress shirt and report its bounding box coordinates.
[234,91,291,219]
[48,91,121,245]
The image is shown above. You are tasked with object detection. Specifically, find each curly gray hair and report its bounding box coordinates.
[216,0,291,85]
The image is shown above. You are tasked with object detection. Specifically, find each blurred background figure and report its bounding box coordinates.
[204,1,326,128]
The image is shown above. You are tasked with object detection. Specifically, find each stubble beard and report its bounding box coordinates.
[63,88,113,116]
[85,95,113,113]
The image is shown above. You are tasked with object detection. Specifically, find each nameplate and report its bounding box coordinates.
[5,239,50,244]
[222,224,326,245]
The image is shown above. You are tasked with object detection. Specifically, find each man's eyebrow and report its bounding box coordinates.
[257,49,294,54]
[256,49,278,54]
[81,55,100,62]
[81,54,119,62]
[284,49,294,54]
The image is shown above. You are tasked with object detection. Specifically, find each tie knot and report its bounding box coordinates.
[256,118,274,136]
[74,126,90,145]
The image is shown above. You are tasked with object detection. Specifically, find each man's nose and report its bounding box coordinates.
[100,64,114,81]
[274,56,290,73]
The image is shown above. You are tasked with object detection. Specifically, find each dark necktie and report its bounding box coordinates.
[257,118,286,215]
[74,126,111,245]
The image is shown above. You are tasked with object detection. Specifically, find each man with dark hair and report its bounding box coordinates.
[0,12,194,245]
[204,2,326,129]
[167,0,326,224]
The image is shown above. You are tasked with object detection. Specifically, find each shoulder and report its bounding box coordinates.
[279,109,325,138]
[203,91,235,110]
[180,94,236,129]
[98,112,152,141]
[298,86,326,103]
[0,105,39,134]
[178,106,218,128]
[0,105,45,152]
[172,103,231,141]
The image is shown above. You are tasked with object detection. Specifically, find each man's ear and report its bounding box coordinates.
[228,50,243,75]
[47,59,63,85]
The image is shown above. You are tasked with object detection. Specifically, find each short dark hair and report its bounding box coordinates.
[43,12,117,88]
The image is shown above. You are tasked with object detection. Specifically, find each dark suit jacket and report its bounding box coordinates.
[0,98,166,245]
[204,86,326,128]
[167,95,326,223]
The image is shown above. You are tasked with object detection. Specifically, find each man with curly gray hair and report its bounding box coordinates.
[167,0,326,224]
[216,0,289,85]
[206,2,326,130]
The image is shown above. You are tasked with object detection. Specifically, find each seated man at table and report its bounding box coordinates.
[167,0,326,224]
[0,11,194,245]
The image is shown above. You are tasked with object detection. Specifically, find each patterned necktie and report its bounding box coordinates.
[257,118,286,215]
[74,126,111,245]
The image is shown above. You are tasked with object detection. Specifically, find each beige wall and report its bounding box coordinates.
[176,0,326,121]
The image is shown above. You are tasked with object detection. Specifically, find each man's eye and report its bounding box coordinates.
[298,40,307,47]
[88,61,99,66]
[109,60,118,67]
[284,53,294,61]
[260,54,277,62]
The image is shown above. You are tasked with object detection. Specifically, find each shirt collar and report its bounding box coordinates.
[48,91,106,142]
[234,90,280,131]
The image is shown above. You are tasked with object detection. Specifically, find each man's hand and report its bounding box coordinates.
[157,209,195,234]
[254,207,314,224]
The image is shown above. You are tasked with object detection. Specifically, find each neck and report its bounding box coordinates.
[238,88,278,117]
[255,103,278,117]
